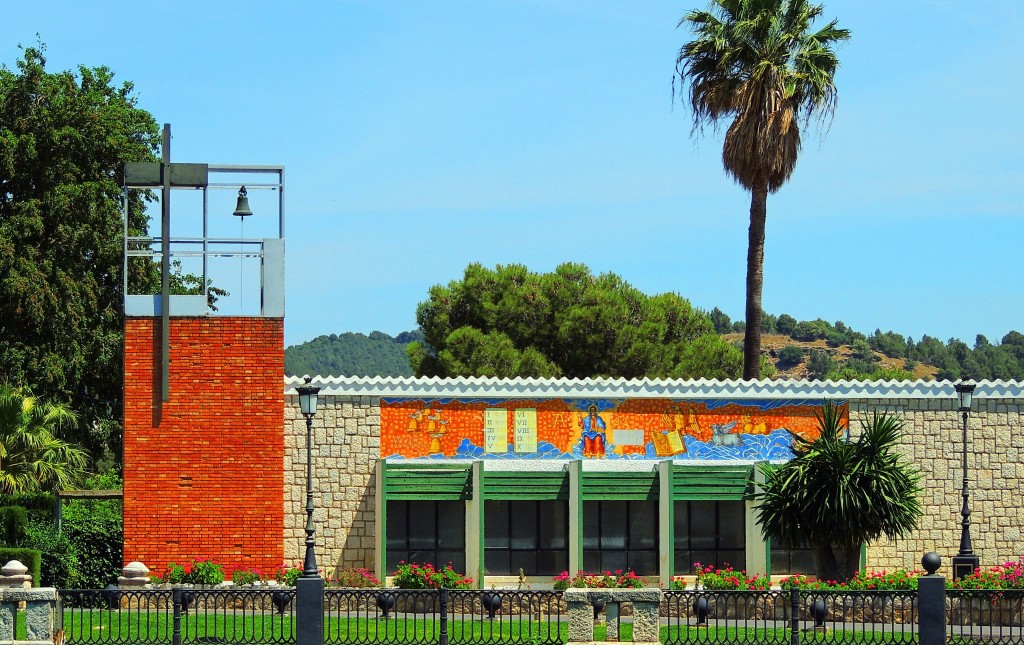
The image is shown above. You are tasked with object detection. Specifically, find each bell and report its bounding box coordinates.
[233,186,253,218]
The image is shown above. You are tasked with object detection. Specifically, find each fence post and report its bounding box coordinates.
[918,552,946,645]
[439,588,449,645]
[172,587,182,645]
[296,576,325,645]
[790,588,800,645]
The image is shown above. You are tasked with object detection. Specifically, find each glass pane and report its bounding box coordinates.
[601,550,627,573]
[437,501,465,549]
[584,550,602,572]
[693,551,717,571]
[437,550,465,573]
[629,500,657,549]
[630,550,657,576]
[583,503,600,549]
[510,551,538,577]
[510,502,538,549]
[386,501,408,549]
[407,502,436,550]
[689,501,716,549]
[792,549,815,574]
[674,501,690,550]
[485,550,510,576]
[718,501,745,548]
[485,501,510,549]
[538,501,568,549]
[386,550,406,572]
[601,501,628,549]
[537,550,567,576]
[719,548,745,570]
[674,550,694,574]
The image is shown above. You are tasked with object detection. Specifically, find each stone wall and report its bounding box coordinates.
[853,398,1024,571]
[283,395,380,573]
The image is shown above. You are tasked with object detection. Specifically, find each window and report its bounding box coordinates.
[770,537,815,574]
[583,500,658,575]
[485,500,568,575]
[674,500,745,574]
[386,500,465,572]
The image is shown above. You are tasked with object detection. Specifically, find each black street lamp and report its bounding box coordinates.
[952,379,979,580]
[296,376,321,578]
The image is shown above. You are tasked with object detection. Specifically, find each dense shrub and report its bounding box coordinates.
[61,470,123,588]
[778,346,803,367]
[0,506,28,544]
[21,521,78,587]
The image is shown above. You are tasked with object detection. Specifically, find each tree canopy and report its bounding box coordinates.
[755,403,922,582]
[675,0,849,379]
[0,44,160,465]
[407,262,743,379]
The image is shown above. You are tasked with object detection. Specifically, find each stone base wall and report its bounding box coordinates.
[283,395,379,574]
[853,398,1024,571]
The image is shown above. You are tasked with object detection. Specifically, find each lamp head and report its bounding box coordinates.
[954,379,976,413]
[296,375,320,416]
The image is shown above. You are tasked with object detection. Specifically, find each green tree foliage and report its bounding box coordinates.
[776,314,797,336]
[285,330,421,377]
[755,403,922,582]
[0,384,88,494]
[806,349,835,380]
[408,263,741,379]
[0,44,160,464]
[675,0,849,378]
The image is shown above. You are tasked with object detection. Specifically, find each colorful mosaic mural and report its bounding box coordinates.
[380,398,843,461]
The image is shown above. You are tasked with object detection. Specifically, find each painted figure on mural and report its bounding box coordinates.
[579,405,607,458]
[686,406,712,442]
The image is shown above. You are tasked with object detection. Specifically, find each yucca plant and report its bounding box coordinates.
[755,402,922,582]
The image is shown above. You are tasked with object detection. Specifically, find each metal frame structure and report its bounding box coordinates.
[122,124,284,401]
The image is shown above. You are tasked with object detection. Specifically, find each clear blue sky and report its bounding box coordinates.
[4,1,1022,349]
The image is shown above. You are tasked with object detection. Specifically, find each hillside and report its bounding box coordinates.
[726,334,939,380]
[284,331,422,378]
[286,320,1023,381]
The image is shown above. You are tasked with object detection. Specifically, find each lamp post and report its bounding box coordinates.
[295,376,324,645]
[952,379,979,580]
[296,376,321,577]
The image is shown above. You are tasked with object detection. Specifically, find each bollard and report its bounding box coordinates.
[918,552,946,645]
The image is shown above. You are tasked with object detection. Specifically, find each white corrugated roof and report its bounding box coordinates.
[282,375,1024,400]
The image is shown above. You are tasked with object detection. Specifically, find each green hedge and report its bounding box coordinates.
[0,547,41,586]
[0,493,55,522]
[0,506,28,545]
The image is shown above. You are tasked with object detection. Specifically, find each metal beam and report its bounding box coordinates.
[160,124,171,402]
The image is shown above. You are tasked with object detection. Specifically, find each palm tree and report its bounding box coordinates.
[0,384,88,494]
[675,0,850,378]
[755,403,922,582]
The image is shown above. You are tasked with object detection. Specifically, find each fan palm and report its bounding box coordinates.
[755,402,922,582]
[0,384,88,494]
[675,0,850,378]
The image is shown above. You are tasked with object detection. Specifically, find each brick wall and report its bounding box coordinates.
[123,317,284,574]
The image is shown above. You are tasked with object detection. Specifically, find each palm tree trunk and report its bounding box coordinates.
[743,183,769,379]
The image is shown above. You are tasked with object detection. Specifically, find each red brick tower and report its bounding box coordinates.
[121,155,286,574]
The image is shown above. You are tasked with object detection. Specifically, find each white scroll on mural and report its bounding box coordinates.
[513,408,538,453]
[484,408,508,453]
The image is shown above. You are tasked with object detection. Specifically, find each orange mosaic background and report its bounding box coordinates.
[380,398,836,459]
